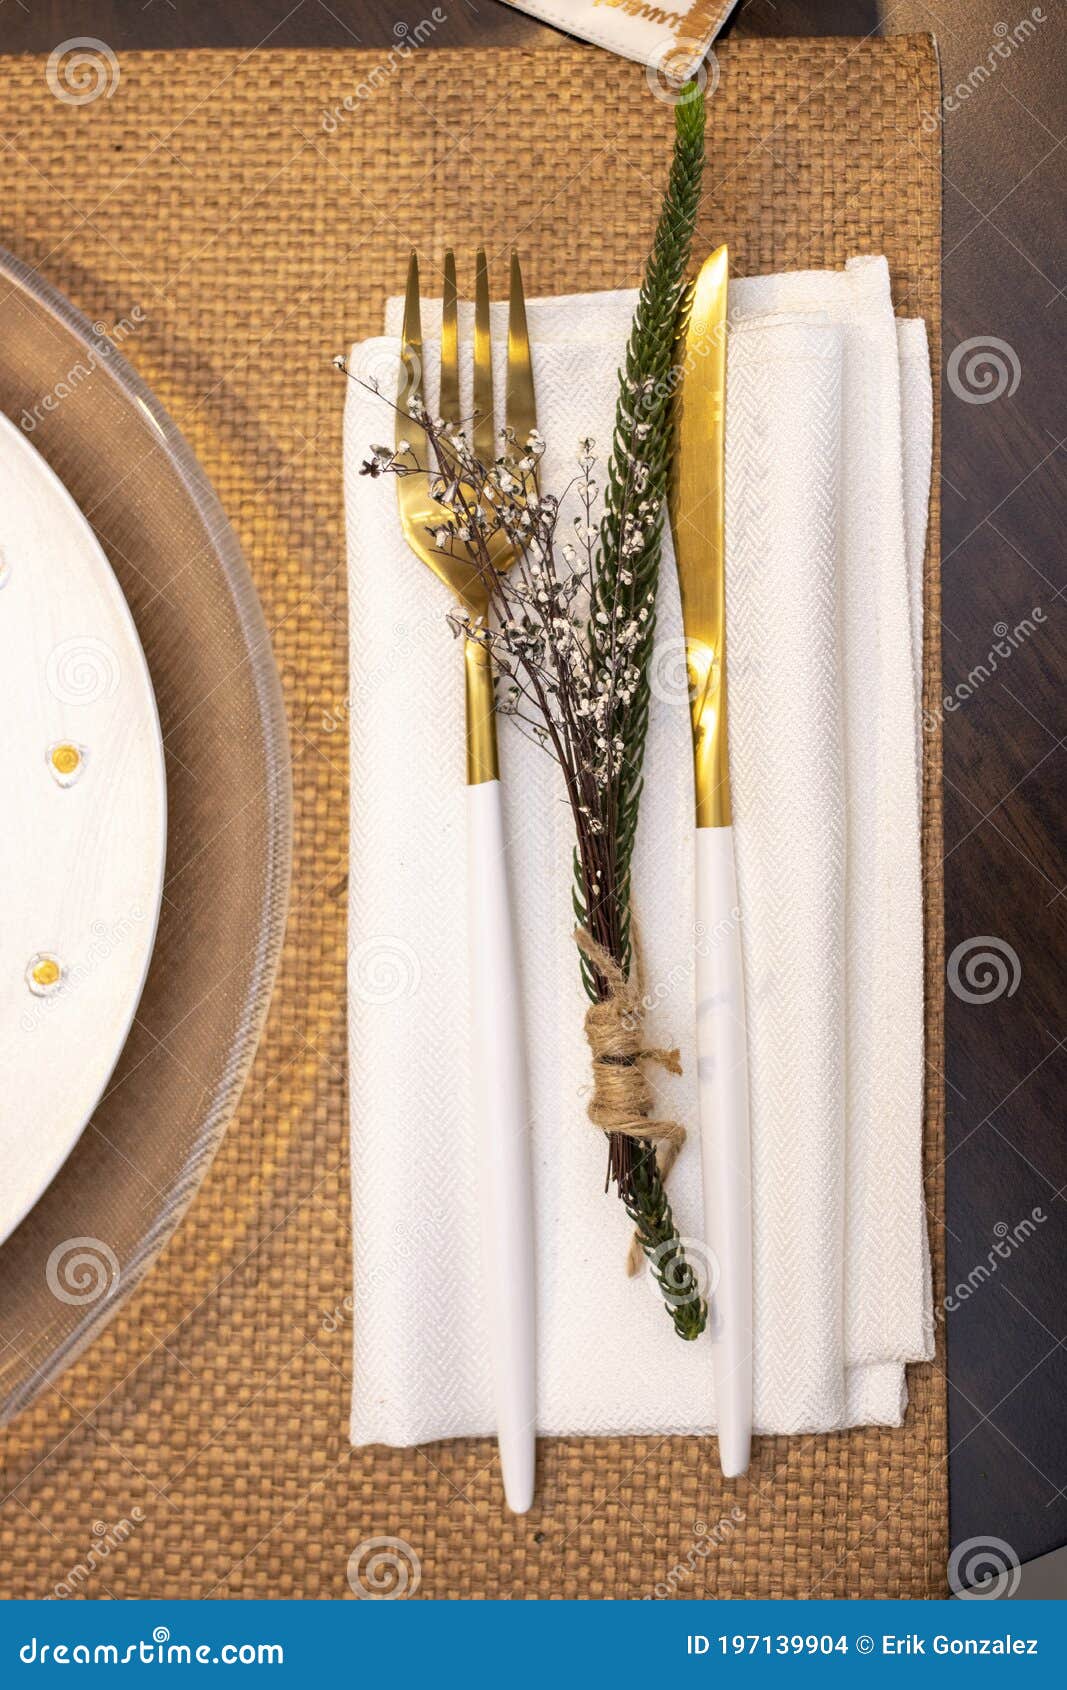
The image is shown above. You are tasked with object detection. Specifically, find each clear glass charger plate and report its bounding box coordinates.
[0,247,292,1422]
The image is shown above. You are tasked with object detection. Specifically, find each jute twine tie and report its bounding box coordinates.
[573,926,686,1275]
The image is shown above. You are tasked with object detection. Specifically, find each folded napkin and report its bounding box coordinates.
[345,255,934,1446]
[497,1,739,79]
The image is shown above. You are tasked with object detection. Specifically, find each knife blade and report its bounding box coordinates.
[669,243,753,1480]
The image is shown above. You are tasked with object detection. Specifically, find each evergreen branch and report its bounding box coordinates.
[592,81,706,966]
[625,1143,707,1342]
[579,82,707,1338]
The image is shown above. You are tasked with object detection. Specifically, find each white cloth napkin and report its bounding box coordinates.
[497,1,739,78]
[345,255,934,1446]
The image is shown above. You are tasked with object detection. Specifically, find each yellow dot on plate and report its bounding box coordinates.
[26,953,64,996]
[47,741,87,786]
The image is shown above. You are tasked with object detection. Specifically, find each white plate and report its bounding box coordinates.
[0,411,166,1245]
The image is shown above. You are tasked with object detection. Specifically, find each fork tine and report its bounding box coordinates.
[473,247,495,465]
[506,252,536,462]
[440,250,459,428]
[398,249,425,454]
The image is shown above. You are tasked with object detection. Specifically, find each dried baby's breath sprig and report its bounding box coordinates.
[363,418,626,908]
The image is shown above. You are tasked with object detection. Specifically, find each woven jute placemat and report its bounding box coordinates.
[0,38,944,1599]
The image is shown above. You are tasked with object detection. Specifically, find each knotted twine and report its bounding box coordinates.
[573,926,687,1275]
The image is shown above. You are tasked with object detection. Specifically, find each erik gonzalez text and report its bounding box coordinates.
[690,1633,1039,1657]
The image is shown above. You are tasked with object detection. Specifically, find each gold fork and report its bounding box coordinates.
[396,249,537,1514]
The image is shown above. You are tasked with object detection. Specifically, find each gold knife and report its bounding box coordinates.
[669,244,752,1478]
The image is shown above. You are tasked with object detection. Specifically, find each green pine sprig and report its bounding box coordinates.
[574,82,708,1339]
[624,1140,707,1342]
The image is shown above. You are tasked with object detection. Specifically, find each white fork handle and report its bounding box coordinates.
[466,778,536,1513]
[695,826,752,1479]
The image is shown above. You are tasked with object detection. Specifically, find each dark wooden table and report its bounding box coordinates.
[5,0,1065,1575]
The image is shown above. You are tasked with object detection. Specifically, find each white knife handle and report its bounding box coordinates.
[695,825,752,1479]
[466,778,536,1513]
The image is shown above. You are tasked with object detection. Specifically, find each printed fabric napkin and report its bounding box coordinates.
[497,1,740,79]
[345,255,934,1445]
